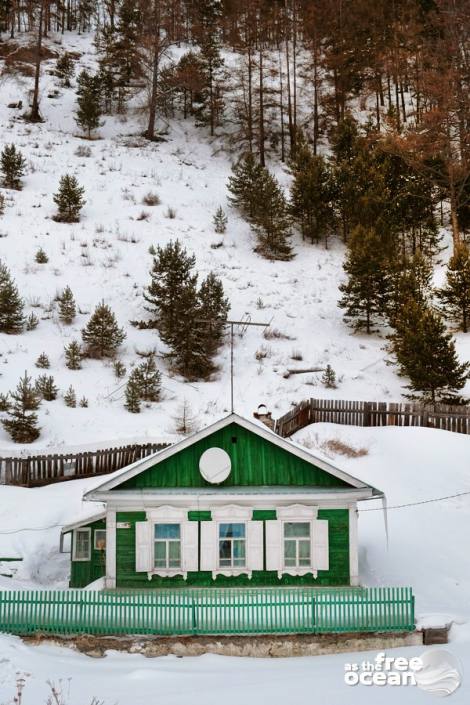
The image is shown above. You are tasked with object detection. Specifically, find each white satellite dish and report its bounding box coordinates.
[199,447,231,484]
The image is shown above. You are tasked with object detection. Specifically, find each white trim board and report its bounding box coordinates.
[84,413,383,499]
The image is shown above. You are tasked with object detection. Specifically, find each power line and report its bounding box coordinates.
[0,522,64,535]
[359,490,470,512]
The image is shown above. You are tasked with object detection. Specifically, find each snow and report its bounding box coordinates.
[1,28,470,705]
[1,33,468,452]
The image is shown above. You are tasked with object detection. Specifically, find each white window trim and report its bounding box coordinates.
[72,527,91,562]
[277,505,319,579]
[94,529,107,551]
[146,507,188,579]
[212,505,252,578]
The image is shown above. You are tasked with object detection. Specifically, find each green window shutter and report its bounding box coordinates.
[188,510,212,522]
[252,510,277,521]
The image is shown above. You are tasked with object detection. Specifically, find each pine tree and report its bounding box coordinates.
[58,286,76,324]
[35,353,50,369]
[25,312,39,331]
[35,374,58,401]
[227,153,264,221]
[136,356,162,402]
[0,392,10,412]
[0,260,24,333]
[198,272,229,359]
[339,226,391,333]
[0,192,4,216]
[113,360,126,378]
[53,174,85,223]
[213,206,227,234]
[56,52,75,87]
[252,170,293,261]
[64,340,82,370]
[290,139,334,246]
[2,372,40,443]
[75,70,102,138]
[388,250,433,327]
[64,385,77,408]
[79,396,89,407]
[390,298,470,405]
[322,365,337,389]
[437,243,470,333]
[124,370,141,413]
[81,302,125,358]
[196,0,225,135]
[1,144,26,190]
[35,247,48,264]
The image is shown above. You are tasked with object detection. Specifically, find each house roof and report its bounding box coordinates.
[84,413,383,500]
[60,511,106,535]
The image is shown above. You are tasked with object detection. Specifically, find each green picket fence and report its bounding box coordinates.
[0,587,415,637]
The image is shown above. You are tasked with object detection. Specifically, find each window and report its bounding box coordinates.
[284,522,311,568]
[94,529,106,551]
[73,528,91,561]
[154,524,181,569]
[219,523,246,568]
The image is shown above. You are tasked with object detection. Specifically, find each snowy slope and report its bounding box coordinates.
[1,32,469,451]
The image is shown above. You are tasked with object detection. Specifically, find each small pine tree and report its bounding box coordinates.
[1,144,26,190]
[58,285,76,324]
[79,396,89,407]
[64,385,77,408]
[322,364,337,389]
[390,298,470,405]
[198,271,229,360]
[56,52,75,87]
[25,312,39,331]
[252,170,293,261]
[113,360,126,378]
[0,192,5,216]
[81,301,126,358]
[35,374,59,401]
[2,372,40,443]
[35,247,48,264]
[0,260,24,334]
[0,392,10,412]
[35,353,50,369]
[227,154,265,221]
[64,340,82,370]
[124,369,141,413]
[75,70,102,138]
[339,225,391,334]
[437,243,470,333]
[53,174,86,223]
[136,356,162,401]
[213,206,227,234]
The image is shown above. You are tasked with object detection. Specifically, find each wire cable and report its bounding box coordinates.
[359,490,470,511]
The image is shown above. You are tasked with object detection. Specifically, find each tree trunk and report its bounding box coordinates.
[29,0,45,122]
[259,45,265,167]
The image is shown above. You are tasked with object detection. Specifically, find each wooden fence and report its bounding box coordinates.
[274,398,470,437]
[0,442,170,487]
[0,586,415,637]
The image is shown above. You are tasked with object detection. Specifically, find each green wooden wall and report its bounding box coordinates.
[113,509,350,589]
[69,519,106,588]
[115,423,350,490]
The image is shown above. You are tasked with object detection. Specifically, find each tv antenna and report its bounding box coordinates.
[198,317,270,413]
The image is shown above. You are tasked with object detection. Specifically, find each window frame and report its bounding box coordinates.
[153,522,182,571]
[282,520,313,571]
[72,527,91,562]
[217,521,247,570]
[94,529,107,552]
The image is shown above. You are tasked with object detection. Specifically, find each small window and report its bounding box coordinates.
[284,522,311,568]
[219,522,246,568]
[73,528,91,561]
[154,523,181,569]
[94,529,106,551]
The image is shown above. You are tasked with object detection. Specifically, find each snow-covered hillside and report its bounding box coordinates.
[0,422,469,703]
[1,33,468,451]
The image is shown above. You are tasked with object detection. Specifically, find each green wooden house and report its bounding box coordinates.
[61,413,383,589]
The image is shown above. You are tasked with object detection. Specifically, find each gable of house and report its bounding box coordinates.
[112,421,352,490]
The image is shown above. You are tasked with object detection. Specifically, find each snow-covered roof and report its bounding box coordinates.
[60,511,106,536]
[84,413,383,499]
